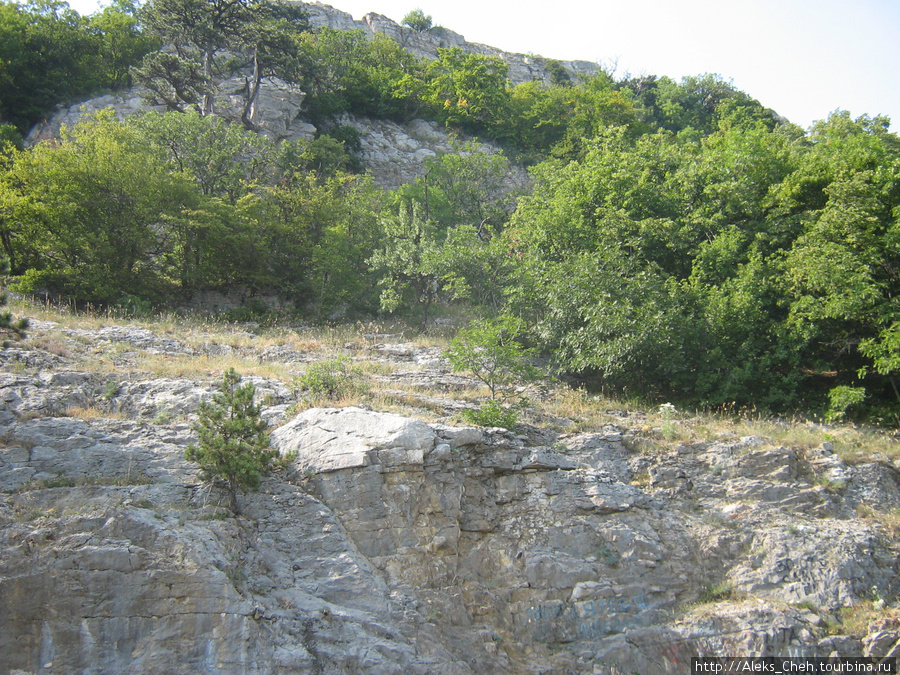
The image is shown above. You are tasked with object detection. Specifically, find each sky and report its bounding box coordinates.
[67,0,900,131]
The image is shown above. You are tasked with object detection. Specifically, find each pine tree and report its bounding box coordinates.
[186,368,276,514]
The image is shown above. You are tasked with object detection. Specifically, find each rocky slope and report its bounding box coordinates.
[1,310,900,674]
[25,1,583,190]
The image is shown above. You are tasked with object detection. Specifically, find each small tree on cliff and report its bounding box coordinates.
[402,9,432,32]
[186,368,277,514]
[446,315,541,428]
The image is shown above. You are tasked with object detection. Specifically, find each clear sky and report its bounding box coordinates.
[68,0,900,131]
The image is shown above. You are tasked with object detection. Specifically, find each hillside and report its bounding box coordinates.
[1,301,900,673]
[3,2,900,672]
[12,0,893,419]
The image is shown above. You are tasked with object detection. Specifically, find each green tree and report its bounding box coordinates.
[0,0,156,134]
[297,29,425,123]
[0,1,95,132]
[623,73,778,136]
[446,314,540,401]
[368,203,442,328]
[402,8,431,32]
[87,0,160,90]
[185,368,276,514]
[9,110,198,304]
[135,0,258,113]
[425,47,511,134]
[135,110,272,203]
[236,1,309,129]
[395,145,523,233]
[260,170,383,313]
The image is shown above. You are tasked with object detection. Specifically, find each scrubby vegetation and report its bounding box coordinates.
[2,0,899,424]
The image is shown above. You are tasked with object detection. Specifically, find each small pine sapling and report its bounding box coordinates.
[186,368,278,514]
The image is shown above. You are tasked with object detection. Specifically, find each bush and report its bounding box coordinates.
[297,357,362,402]
[826,386,867,423]
[402,9,432,32]
[462,399,518,429]
[0,256,27,346]
[446,315,541,401]
[115,293,153,318]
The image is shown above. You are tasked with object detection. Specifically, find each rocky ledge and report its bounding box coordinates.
[1,318,900,674]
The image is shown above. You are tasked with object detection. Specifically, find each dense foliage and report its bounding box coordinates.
[0,0,157,134]
[4,0,900,422]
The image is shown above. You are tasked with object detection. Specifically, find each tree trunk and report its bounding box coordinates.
[201,50,214,116]
[241,48,262,131]
[228,477,241,514]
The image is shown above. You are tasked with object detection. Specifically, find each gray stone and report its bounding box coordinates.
[271,406,436,473]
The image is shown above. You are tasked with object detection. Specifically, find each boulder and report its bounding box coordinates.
[270,406,436,472]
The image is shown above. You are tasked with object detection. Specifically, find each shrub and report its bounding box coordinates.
[402,9,432,32]
[462,399,518,429]
[826,386,867,423]
[0,256,27,346]
[297,356,361,402]
[446,315,541,401]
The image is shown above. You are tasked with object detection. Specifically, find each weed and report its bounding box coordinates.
[698,582,734,604]
[832,600,900,637]
[37,474,77,489]
[596,543,620,567]
[813,475,847,493]
[631,470,651,487]
[199,511,230,521]
[27,336,69,357]
[101,379,120,400]
[856,504,900,540]
[659,402,678,441]
[152,409,172,425]
[65,406,127,421]
[226,566,247,587]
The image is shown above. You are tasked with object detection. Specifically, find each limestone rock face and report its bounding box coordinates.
[24,1,579,190]
[3,319,900,673]
[270,406,436,472]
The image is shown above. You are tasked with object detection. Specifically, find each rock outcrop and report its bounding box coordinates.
[2,316,900,673]
[25,1,578,189]
[301,2,601,85]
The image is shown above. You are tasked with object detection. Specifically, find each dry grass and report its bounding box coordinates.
[539,387,625,431]
[65,406,127,421]
[133,353,298,381]
[362,390,447,421]
[9,296,900,469]
[22,335,70,357]
[856,504,900,540]
[833,600,900,637]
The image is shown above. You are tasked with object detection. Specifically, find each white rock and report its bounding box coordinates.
[270,407,435,473]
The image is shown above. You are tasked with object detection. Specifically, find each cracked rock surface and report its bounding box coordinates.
[2,315,900,674]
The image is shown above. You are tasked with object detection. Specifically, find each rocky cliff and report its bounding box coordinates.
[299,1,601,85]
[1,313,899,674]
[25,1,587,189]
